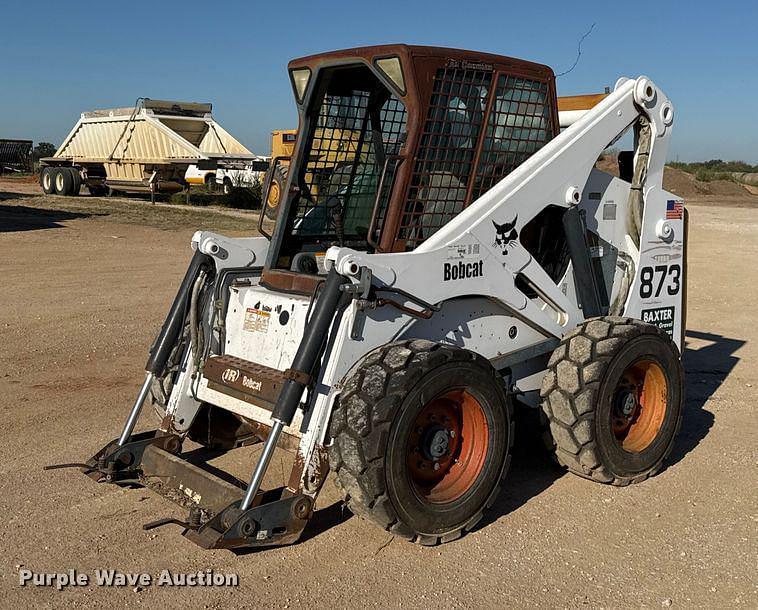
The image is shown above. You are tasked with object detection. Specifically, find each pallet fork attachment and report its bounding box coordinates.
[48,263,348,549]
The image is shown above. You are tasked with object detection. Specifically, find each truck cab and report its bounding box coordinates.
[216,157,271,194]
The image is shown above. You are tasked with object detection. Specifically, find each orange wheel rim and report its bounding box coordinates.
[268,182,281,207]
[406,390,489,504]
[611,359,668,452]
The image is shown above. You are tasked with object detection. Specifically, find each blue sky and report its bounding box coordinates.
[2,1,756,162]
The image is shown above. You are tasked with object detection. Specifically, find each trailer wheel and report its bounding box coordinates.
[264,165,288,220]
[67,168,81,195]
[53,167,74,196]
[329,340,513,545]
[40,167,55,194]
[540,317,683,486]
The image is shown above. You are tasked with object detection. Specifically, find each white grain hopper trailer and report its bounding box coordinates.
[39,99,254,200]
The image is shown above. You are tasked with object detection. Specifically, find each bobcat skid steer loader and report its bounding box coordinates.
[53,45,686,549]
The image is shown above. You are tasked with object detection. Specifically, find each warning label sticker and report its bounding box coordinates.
[446,243,481,260]
[243,307,270,333]
[641,306,675,339]
[315,252,327,275]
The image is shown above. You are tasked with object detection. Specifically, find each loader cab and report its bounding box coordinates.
[263,45,559,290]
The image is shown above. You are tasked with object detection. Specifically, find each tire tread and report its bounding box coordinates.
[540,316,683,486]
[329,340,514,545]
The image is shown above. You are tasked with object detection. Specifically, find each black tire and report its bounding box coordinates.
[53,167,74,195]
[67,167,81,195]
[264,165,288,220]
[540,316,683,486]
[204,173,216,193]
[329,340,514,545]
[40,167,55,194]
[222,178,234,196]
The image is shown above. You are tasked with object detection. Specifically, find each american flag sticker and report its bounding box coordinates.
[666,199,684,220]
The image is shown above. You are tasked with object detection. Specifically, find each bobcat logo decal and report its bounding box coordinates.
[493,216,518,255]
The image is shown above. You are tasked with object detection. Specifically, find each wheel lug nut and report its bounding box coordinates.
[433,463,440,471]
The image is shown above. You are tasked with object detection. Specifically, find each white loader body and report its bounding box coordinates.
[73,45,686,552]
[163,75,683,456]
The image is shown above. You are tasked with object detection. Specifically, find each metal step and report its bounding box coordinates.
[203,354,286,411]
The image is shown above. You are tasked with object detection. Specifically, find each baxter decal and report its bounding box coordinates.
[444,260,484,281]
[641,306,675,339]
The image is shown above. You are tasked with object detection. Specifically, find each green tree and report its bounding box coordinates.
[32,142,57,160]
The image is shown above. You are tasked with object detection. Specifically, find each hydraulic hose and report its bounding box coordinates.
[189,269,207,367]
[627,117,651,250]
[145,249,212,377]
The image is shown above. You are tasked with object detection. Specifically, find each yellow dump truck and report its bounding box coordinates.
[264,127,365,219]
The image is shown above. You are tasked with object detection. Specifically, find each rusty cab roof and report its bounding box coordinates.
[275,44,559,262]
[287,44,554,82]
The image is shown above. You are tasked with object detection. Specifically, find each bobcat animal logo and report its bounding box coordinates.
[493,216,518,255]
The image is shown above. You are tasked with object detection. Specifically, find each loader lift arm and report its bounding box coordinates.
[365,75,673,341]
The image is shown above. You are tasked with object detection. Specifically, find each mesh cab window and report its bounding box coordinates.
[290,66,407,241]
[473,75,554,199]
[399,66,492,249]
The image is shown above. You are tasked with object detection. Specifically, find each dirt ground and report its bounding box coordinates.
[1,178,756,608]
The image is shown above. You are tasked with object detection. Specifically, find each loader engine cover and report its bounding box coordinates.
[224,285,311,372]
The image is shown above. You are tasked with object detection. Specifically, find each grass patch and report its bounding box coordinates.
[0,172,37,182]
[669,160,758,175]
[167,183,263,210]
[4,193,259,233]
[693,170,737,183]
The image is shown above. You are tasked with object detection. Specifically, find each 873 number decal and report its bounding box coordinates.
[639,264,681,298]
